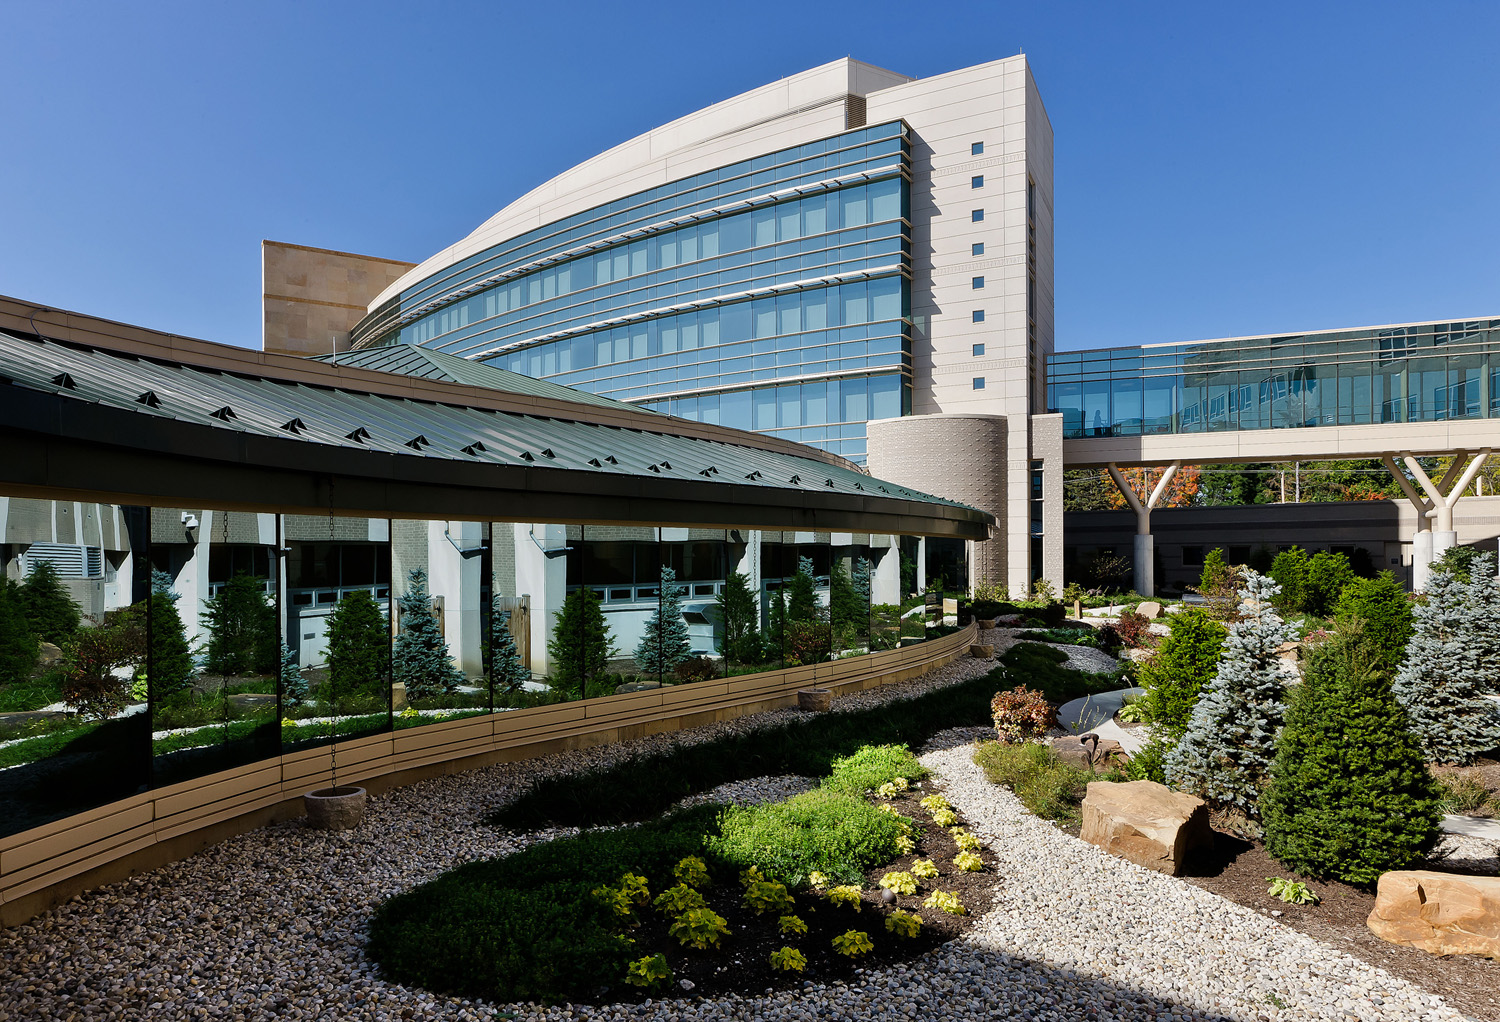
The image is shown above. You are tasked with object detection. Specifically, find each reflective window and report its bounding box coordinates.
[973,309,985,323]
[973,378,986,390]
[971,141,984,155]
[973,343,985,356]
[971,175,984,189]
[972,277,984,289]
[972,242,984,256]
[971,209,984,222]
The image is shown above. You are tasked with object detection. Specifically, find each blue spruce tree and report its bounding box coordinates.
[489,595,529,694]
[1165,571,1296,821]
[279,641,308,705]
[393,569,464,701]
[1392,557,1500,764]
[634,565,692,675]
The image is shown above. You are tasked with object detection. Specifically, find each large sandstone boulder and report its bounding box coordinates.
[1135,601,1163,620]
[1080,780,1212,876]
[1367,871,1500,959]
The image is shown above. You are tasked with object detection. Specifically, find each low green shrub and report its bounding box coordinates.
[0,671,65,712]
[708,788,906,886]
[1124,736,1171,784]
[821,743,927,797]
[1016,627,1100,647]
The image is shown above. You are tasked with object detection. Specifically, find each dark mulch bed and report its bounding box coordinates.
[1184,834,1500,1022]
[606,788,996,1001]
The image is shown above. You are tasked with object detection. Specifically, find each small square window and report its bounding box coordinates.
[972,343,985,356]
[971,141,983,155]
[971,175,984,189]
[971,242,984,256]
[972,276,984,289]
[971,209,984,222]
[973,377,986,390]
[972,309,985,323]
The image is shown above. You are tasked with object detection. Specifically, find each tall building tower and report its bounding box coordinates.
[334,56,1055,593]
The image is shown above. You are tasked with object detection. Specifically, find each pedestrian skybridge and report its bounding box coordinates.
[1047,316,1500,593]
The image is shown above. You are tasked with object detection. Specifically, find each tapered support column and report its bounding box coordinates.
[1106,461,1181,597]
[1388,451,1491,590]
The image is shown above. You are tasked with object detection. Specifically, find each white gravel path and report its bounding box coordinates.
[0,636,1474,1022]
[922,742,1470,1022]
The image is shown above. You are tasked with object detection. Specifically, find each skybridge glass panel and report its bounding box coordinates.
[1047,319,1500,438]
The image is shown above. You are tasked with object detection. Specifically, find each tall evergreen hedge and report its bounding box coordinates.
[1136,608,1227,739]
[19,560,80,645]
[1262,625,1442,885]
[1333,571,1412,674]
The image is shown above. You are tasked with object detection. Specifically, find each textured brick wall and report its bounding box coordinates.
[867,414,1007,586]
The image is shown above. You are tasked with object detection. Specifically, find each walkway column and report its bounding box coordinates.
[1106,461,1180,598]
[1386,451,1491,590]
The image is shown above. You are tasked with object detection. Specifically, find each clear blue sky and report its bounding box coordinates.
[3,1,1497,352]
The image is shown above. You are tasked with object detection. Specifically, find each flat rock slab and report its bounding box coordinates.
[1050,735,1126,770]
[1367,870,1500,958]
[1080,779,1212,876]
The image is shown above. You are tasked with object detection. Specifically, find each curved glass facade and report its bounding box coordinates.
[1048,319,1500,438]
[352,123,913,461]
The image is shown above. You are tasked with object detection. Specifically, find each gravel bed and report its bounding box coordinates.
[1049,642,1121,674]
[675,773,817,810]
[920,743,1470,1022]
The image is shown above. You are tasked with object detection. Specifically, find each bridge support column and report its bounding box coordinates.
[1384,450,1491,590]
[1106,461,1181,598]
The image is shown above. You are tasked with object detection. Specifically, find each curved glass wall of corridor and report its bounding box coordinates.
[350,123,913,462]
[1048,319,1500,439]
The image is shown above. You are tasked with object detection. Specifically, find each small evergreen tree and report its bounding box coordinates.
[1334,571,1412,675]
[1393,562,1500,763]
[393,569,465,700]
[764,589,788,663]
[1136,608,1227,739]
[1463,554,1500,696]
[1267,547,1308,613]
[547,586,616,699]
[488,595,529,694]
[1433,544,1482,582]
[0,577,38,686]
[1262,624,1442,885]
[852,556,872,602]
[151,569,180,603]
[785,556,819,623]
[634,565,692,676]
[715,571,761,663]
[828,559,865,631]
[201,573,277,676]
[325,589,389,701]
[1194,548,1241,619]
[19,559,80,645]
[1303,551,1354,617]
[1164,572,1296,820]
[146,571,194,698]
[279,641,307,705]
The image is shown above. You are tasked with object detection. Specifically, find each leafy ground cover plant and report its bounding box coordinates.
[831,930,874,957]
[768,946,806,973]
[1266,877,1319,905]
[822,743,928,797]
[709,788,908,885]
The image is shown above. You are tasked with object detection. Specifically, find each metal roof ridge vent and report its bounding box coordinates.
[604,455,618,464]
[519,451,535,461]
[137,390,161,408]
[404,434,431,450]
[210,406,237,421]
[281,417,306,434]
[540,448,555,458]
[52,373,76,389]
[789,474,801,484]
[745,470,762,480]
[825,478,835,487]
[647,463,662,473]
[659,460,671,470]
[461,442,487,456]
[345,427,371,443]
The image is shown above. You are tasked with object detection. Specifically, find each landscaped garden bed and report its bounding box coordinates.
[367,744,997,1003]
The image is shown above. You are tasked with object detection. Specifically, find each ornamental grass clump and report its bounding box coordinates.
[1165,572,1295,820]
[989,685,1056,743]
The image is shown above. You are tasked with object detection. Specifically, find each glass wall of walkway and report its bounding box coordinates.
[1047,319,1500,439]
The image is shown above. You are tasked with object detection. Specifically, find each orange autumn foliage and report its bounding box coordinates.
[1106,465,1203,510]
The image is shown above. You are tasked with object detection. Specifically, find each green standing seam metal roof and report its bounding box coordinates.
[0,330,986,525]
[314,343,655,414]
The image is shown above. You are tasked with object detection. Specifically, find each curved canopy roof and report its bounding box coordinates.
[0,296,991,539]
